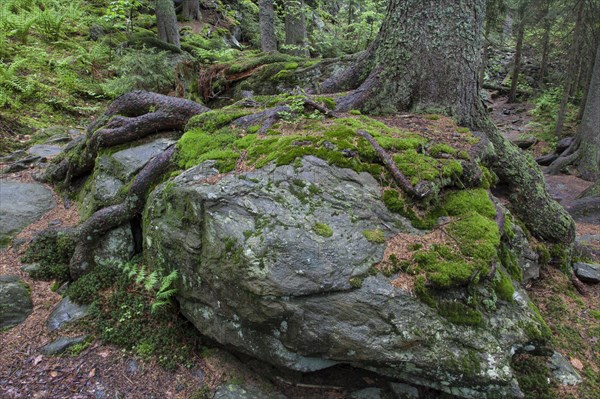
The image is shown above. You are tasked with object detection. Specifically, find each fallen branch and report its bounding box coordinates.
[357,130,431,198]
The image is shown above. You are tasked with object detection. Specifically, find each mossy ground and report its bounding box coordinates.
[524,268,599,399]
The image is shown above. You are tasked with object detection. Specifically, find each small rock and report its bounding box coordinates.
[389,382,420,399]
[47,297,89,331]
[56,282,70,295]
[27,144,63,158]
[11,237,28,248]
[213,383,287,399]
[350,387,386,399]
[89,24,105,41]
[40,336,87,355]
[0,275,33,329]
[126,359,139,375]
[573,262,600,284]
[45,136,71,144]
[20,263,41,275]
[48,219,62,227]
[570,357,584,371]
[3,162,28,173]
[547,352,582,386]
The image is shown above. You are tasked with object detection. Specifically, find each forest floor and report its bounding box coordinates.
[0,97,598,399]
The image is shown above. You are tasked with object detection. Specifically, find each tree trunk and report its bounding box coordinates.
[284,0,309,56]
[555,0,584,136]
[548,40,600,181]
[321,0,575,244]
[182,0,201,21]
[156,0,181,48]
[508,3,526,103]
[259,0,277,52]
[538,0,551,87]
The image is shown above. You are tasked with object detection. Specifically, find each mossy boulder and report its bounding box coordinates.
[143,156,546,399]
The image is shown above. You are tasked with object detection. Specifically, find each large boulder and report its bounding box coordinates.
[0,275,33,329]
[0,180,56,248]
[144,157,545,398]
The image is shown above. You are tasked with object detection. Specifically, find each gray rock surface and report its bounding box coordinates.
[0,275,33,329]
[40,336,88,355]
[79,136,176,219]
[350,388,388,399]
[547,352,582,386]
[213,383,287,399]
[144,157,543,399]
[94,224,135,265]
[27,144,63,158]
[47,297,89,331]
[388,383,420,399]
[573,262,600,284]
[0,180,56,247]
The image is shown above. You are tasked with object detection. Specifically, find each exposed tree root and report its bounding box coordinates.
[70,145,176,278]
[45,91,208,185]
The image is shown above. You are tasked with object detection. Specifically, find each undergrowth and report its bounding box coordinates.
[71,259,201,370]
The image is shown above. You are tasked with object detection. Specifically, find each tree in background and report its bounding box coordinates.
[259,0,277,52]
[508,0,529,102]
[284,0,308,56]
[319,0,574,244]
[182,0,201,21]
[548,40,600,181]
[156,0,180,48]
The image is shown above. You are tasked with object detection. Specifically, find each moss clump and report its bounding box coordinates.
[313,222,333,238]
[494,271,515,302]
[349,276,363,288]
[438,301,483,326]
[227,53,303,74]
[512,354,554,399]
[443,188,497,219]
[362,229,386,244]
[21,230,75,282]
[499,244,523,282]
[186,109,253,132]
[382,189,445,230]
[429,143,457,157]
[525,302,552,342]
[447,212,500,262]
[414,276,437,308]
[66,263,120,304]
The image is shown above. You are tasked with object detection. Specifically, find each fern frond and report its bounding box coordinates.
[135,266,146,285]
[144,271,159,292]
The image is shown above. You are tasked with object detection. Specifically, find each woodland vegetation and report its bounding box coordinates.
[0,1,599,398]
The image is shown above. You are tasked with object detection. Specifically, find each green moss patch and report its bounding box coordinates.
[21,230,76,282]
[313,222,333,238]
[362,229,386,244]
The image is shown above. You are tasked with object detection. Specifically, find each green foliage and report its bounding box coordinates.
[118,261,179,313]
[493,271,515,302]
[66,261,120,304]
[101,47,176,97]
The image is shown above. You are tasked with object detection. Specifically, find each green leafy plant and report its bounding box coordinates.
[118,262,179,313]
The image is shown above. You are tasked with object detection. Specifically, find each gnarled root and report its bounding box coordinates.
[69,145,176,279]
[45,91,209,185]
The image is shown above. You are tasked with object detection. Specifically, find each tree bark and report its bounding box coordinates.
[548,40,600,181]
[156,0,181,48]
[508,2,526,103]
[182,0,201,21]
[259,0,277,52]
[537,0,551,87]
[555,0,584,136]
[320,0,575,244]
[284,0,309,56]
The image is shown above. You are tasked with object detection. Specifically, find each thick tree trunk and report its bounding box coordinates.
[509,4,526,103]
[322,0,575,244]
[555,0,584,136]
[284,0,309,56]
[182,0,201,21]
[259,0,277,52]
[156,0,181,48]
[548,41,600,181]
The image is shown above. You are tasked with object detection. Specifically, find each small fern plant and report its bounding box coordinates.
[118,261,179,314]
